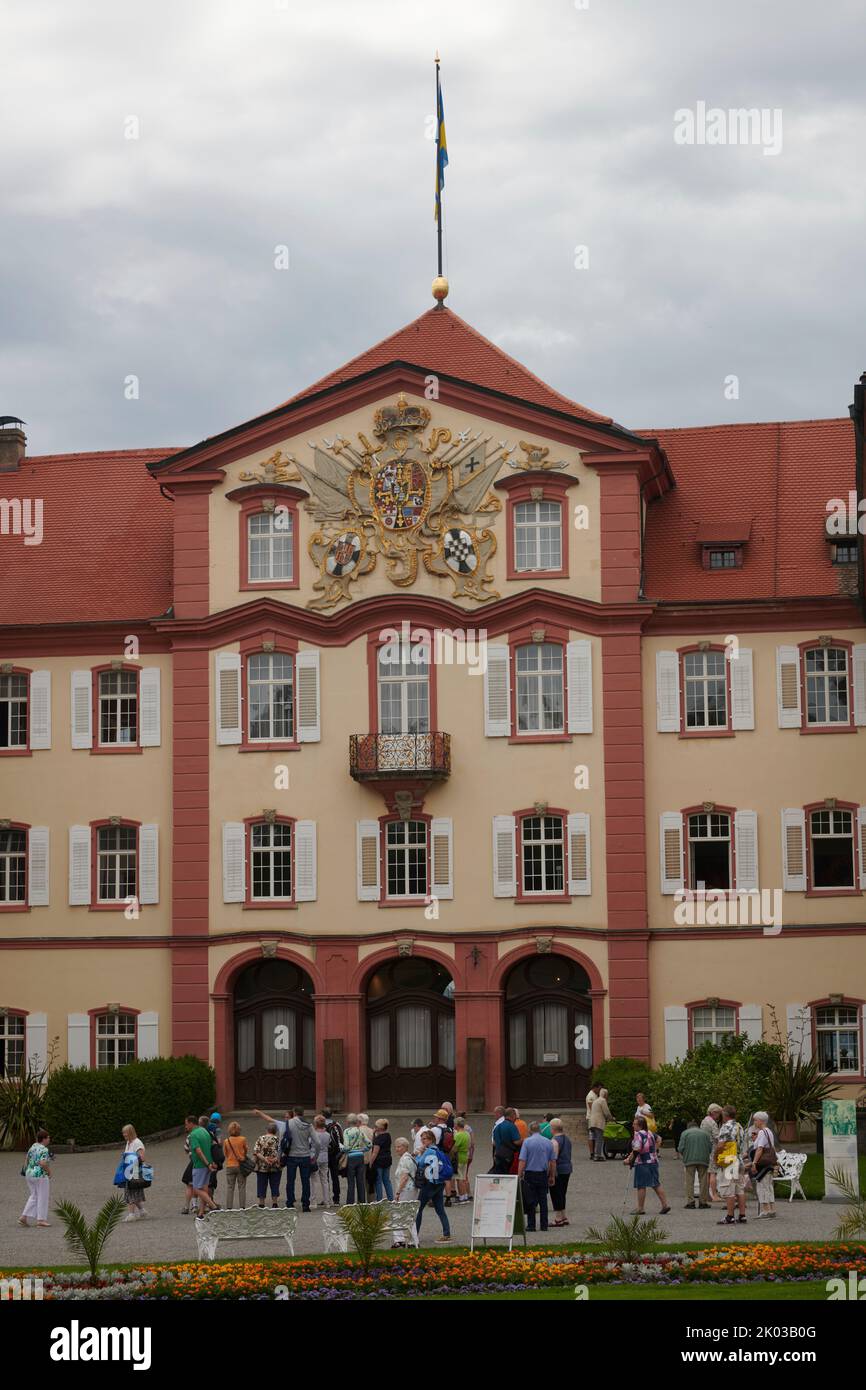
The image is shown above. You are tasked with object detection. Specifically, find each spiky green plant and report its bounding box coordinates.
[0,1037,59,1149]
[826,1166,866,1241]
[54,1196,127,1280]
[337,1201,392,1274]
[585,1212,665,1261]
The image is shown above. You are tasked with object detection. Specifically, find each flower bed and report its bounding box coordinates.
[9,1243,866,1300]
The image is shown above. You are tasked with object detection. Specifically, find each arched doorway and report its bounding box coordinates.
[504,954,593,1106]
[234,958,315,1108]
[366,957,455,1108]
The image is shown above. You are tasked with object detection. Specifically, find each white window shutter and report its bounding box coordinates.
[781,808,807,892]
[776,646,801,727]
[68,825,91,905]
[28,827,50,907]
[659,812,684,895]
[786,1004,812,1062]
[139,667,161,747]
[655,651,680,732]
[730,649,755,730]
[216,652,242,745]
[222,821,246,902]
[296,649,321,742]
[739,1004,763,1043]
[294,820,317,901]
[67,1014,90,1068]
[664,1006,689,1062]
[25,1013,48,1072]
[70,670,93,748]
[566,639,593,734]
[853,644,866,727]
[483,645,511,737]
[567,812,591,895]
[430,817,454,900]
[138,824,159,905]
[29,670,51,749]
[858,806,866,890]
[356,820,381,901]
[734,810,759,892]
[137,1012,159,1060]
[492,815,517,898]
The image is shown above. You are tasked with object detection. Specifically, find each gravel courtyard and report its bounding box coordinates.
[1,1115,841,1270]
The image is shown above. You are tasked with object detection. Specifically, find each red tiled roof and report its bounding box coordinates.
[283,306,613,426]
[641,419,856,601]
[0,450,179,625]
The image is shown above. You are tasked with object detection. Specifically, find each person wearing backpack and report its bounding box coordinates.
[323,1111,344,1205]
[414,1129,452,1244]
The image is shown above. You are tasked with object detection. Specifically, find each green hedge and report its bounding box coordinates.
[42,1056,215,1147]
[591,1057,656,1122]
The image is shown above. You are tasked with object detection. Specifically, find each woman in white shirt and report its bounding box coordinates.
[749,1112,777,1218]
[121,1123,147,1222]
[391,1138,417,1248]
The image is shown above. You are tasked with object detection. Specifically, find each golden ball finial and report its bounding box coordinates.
[432,275,449,303]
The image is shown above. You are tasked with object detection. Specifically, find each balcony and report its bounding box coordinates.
[349,731,451,782]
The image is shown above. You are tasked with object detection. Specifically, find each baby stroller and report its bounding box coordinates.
[602,1120,632,1159]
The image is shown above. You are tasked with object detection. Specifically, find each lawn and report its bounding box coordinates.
[423,1280,832,1301]
[775,1154,866,1201]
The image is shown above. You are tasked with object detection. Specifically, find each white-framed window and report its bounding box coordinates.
[377,640,430,734]
[515,643,564,734]
[521,814,565,895]
[687,812,732,891]
[805,646,849,726]
[810,808,855,889]
[248,510,293,583]
[0,827,26,904]
[683,651,727,729]
[95,1012,137,1069]
[514,500,562,572]
[0,1012,25,1077]
[248,653,294,742]
[0,673,28,749]
[98,670,138,746]
[385,820,428,899]
[97,825,137,903]
[691,1005,737,1047]
[815,1004,860,1074]
[250,821,293,901]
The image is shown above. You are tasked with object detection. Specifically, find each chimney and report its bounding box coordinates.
[0,419,27,472]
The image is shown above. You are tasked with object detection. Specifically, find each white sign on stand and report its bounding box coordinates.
[470,1174,525,1251]
[822,1099,860,1203]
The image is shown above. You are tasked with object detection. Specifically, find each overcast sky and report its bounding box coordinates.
[2,0,865,454]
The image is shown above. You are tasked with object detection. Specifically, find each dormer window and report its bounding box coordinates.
[833,542,858,565]
[696,521,750,571]
[707,548,739,570]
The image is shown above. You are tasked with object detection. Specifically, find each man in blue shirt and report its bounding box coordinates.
[491,1108,521,1174]
[518,1122,557,1232]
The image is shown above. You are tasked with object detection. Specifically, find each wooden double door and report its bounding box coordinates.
[366,957,455,1108]
[234,959,316,1108]
[504,954,593,1106]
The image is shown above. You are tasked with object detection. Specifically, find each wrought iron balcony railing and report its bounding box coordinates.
[349,731,451,781]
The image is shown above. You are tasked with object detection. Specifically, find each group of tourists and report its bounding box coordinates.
[16,1091,780,1238]
[584,1083,779,1223]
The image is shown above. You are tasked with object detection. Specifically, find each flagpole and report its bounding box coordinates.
[435,53,443,279]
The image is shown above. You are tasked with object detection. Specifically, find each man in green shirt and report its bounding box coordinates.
[187,1114,218,1216]
[677,1119,713,1209]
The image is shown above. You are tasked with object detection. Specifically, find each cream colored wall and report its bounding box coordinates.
[643,628,866,930]
[209,627,607,936]
[648,933,865,1096]
[207,391,601,613]
[0,653,173,940]
[1,949,171,1066]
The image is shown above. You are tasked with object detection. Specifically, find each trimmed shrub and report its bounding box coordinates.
[591,1057,656,1122]
[42,1055,215,1147]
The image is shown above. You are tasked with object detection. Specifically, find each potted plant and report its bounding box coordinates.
[765,1052,837,1142]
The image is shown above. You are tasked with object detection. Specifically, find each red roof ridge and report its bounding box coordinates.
[24,447,183,464]
[282,305,612,426]
[638,417,849,436]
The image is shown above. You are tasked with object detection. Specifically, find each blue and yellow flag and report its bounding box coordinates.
[435,68,448,223]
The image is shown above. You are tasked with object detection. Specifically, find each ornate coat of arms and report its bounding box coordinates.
[297,393,518,610]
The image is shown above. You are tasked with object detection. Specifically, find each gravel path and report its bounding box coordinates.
[1,1118,840,1270]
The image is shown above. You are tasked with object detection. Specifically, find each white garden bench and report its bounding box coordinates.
[194,1205,298,1261]
[772,1150,808,1202]
[322,1200,420,1253]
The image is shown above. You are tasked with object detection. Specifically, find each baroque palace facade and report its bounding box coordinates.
[1,302,865,1113]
